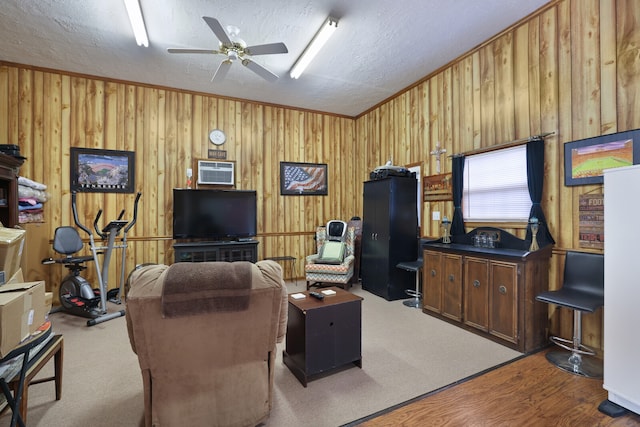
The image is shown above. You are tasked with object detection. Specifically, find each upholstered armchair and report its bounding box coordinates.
[125,260,288,427]
[305,221,356,290]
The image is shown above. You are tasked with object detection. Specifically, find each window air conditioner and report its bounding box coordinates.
[197,160,234,185]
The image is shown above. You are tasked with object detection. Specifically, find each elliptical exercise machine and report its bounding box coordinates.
[43,191,141,326]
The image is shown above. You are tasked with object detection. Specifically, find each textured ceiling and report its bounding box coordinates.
[1,0,550,117]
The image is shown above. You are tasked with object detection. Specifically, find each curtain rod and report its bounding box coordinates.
[449,132,555,158]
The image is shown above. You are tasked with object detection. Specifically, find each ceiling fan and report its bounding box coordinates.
[167,16,288,83]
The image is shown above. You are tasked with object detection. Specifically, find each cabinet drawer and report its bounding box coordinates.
[464,257,489,331]
[442,254,463,321]
[422,250,462,321]
[489,261,518,344]
[423,251,442,313]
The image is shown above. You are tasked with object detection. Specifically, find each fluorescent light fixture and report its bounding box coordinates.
[289,17,338,79]
[124,0,149,47]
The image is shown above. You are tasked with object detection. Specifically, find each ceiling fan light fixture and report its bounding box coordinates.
[289,16,338,79]
[169,16,288,83]
[123,0,149,47]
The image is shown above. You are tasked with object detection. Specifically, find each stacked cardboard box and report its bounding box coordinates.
[0,227,50,357]
[0,280,47,357]
[0,227,26,283]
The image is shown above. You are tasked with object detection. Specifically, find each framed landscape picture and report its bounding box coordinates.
[564,129,640,186]
[70,148,136,193]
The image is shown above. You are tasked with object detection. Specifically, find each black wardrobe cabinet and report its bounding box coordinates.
[360,176,418,301]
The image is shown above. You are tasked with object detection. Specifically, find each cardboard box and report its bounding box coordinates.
[6,267,24,285]
[0,227,26,282]
[45,291,53,314]
[0,280,46,357]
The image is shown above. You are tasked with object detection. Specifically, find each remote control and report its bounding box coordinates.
[309,291,324,300]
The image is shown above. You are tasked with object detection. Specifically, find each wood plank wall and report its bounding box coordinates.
[0,67,359,304]
[356,0,640,351]
[1,0,638,350]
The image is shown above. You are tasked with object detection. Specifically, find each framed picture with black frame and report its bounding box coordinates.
[70,147,136,193]
[280,161,328,195]
[564,129,640,186]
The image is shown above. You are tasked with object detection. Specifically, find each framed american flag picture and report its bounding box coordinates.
[280,162,328,195]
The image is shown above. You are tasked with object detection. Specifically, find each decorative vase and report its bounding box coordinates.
[529,217,539,251]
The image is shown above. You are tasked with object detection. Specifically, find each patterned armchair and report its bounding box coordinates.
[305,223,356,290]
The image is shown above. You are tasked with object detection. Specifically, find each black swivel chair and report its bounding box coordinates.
[396,239,424,308]
[535,250,604,378]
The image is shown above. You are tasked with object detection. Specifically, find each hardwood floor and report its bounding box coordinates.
[355,349,640,426]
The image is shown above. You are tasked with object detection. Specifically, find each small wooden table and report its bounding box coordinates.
[10,334,64,424]
[283,287,363,386]
[0,327,63,427]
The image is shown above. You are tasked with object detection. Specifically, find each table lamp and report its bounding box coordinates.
[529,217,540,251]
[441,216,451,244]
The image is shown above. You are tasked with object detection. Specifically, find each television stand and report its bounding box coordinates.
[173,240,258,263]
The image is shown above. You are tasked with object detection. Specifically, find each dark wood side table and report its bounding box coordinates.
[283,287,363,387]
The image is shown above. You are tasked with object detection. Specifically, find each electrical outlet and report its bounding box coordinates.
[432,211,440,221]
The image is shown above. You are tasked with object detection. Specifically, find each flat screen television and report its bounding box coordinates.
[172,189,257,240]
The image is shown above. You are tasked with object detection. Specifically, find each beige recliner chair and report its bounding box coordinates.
[126,260,288,427]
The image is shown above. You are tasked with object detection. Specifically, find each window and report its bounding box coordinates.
[462,145,532,222]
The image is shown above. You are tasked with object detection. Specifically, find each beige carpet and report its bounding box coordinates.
[1,282,520,427]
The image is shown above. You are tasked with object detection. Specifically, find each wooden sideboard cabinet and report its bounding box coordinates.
[422,236,552,354]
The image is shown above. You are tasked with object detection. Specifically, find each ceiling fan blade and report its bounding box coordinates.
[212,60,232,83]
[242,58,278,82]
[203,16,232,45]
[167,48,220,54]
[245,42,289,56]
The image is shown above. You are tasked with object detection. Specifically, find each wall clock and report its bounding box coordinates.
[209,129,226,145]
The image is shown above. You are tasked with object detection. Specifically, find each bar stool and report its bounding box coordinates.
[535,251,604,378]
[396,257,423,308]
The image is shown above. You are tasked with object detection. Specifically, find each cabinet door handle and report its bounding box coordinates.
[498,285,507,295]
[473,279,480,288]
[430,269,436,277]
[448,274,455,282]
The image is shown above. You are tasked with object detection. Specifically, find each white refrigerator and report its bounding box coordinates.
[603,164,640,415]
